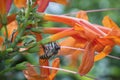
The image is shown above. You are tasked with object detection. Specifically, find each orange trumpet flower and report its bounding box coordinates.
[39,11,120,76]
[14,0,27,8]
[36,0,50,12]
[0,0,13,25]
[78,41,95,76]
[0,0,12,15]
[23,58,60,80]
[34,0,68,12]
[43,14,107,37]
[51,0,68,5]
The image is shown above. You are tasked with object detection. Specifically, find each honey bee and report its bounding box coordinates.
[39,42,60,59]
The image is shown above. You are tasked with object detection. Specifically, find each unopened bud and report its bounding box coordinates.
[15,62,27,70]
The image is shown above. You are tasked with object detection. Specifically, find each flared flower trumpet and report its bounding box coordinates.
[0,0,13,25]
[23,58,60,80]
[34,0,68,12]
[0,0,12,15]
[37,11,120,76]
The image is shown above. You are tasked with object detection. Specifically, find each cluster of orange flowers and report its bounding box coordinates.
[0,0,120,80]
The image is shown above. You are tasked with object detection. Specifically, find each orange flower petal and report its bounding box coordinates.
[44,14,106,37]
[108,36,120,45]
[33,32,42,41]
[7,20,18,38]
[48,28,77,42]
[0,0,12,14]
[94,45,112,61]
[78,42,95,76]
[0,0,7,14]
[74,23,99,40]
[37,0,50,12]
[74,23,84,31]
[76,10,88,21]
[14,0,27,8]
[59,37,85,55]
[102,16,119,29]
[6,0,13,13]
[94,38,114,52]
[49,58,60,80]
[69,50,82,67]
[0,36,3,46]
[51,0,68,5]
[23,63,39,80]
[93,24,111,34]
[39,59,50,78]
[44,14,76,26]
[40,28,77,48]
[58,37,77,55]
[43,28,69,34]
[7,14,16,24]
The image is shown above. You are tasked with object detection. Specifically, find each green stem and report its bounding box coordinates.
[11,1,31,48]
[0,61,27,75]
[4,25,8,44]
[24,37,51,51]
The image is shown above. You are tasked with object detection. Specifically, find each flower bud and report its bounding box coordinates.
[15,62,27,70]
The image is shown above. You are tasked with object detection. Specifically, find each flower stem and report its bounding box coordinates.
[3,25,8,44]
[32,65,97,79]
[64,8,120,16]
[62,46,120,60]
[11,0,31,48]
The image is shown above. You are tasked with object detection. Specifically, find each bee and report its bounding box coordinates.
[39,42,60,59]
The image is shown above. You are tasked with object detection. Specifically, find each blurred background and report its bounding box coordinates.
[1,0,120,80]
